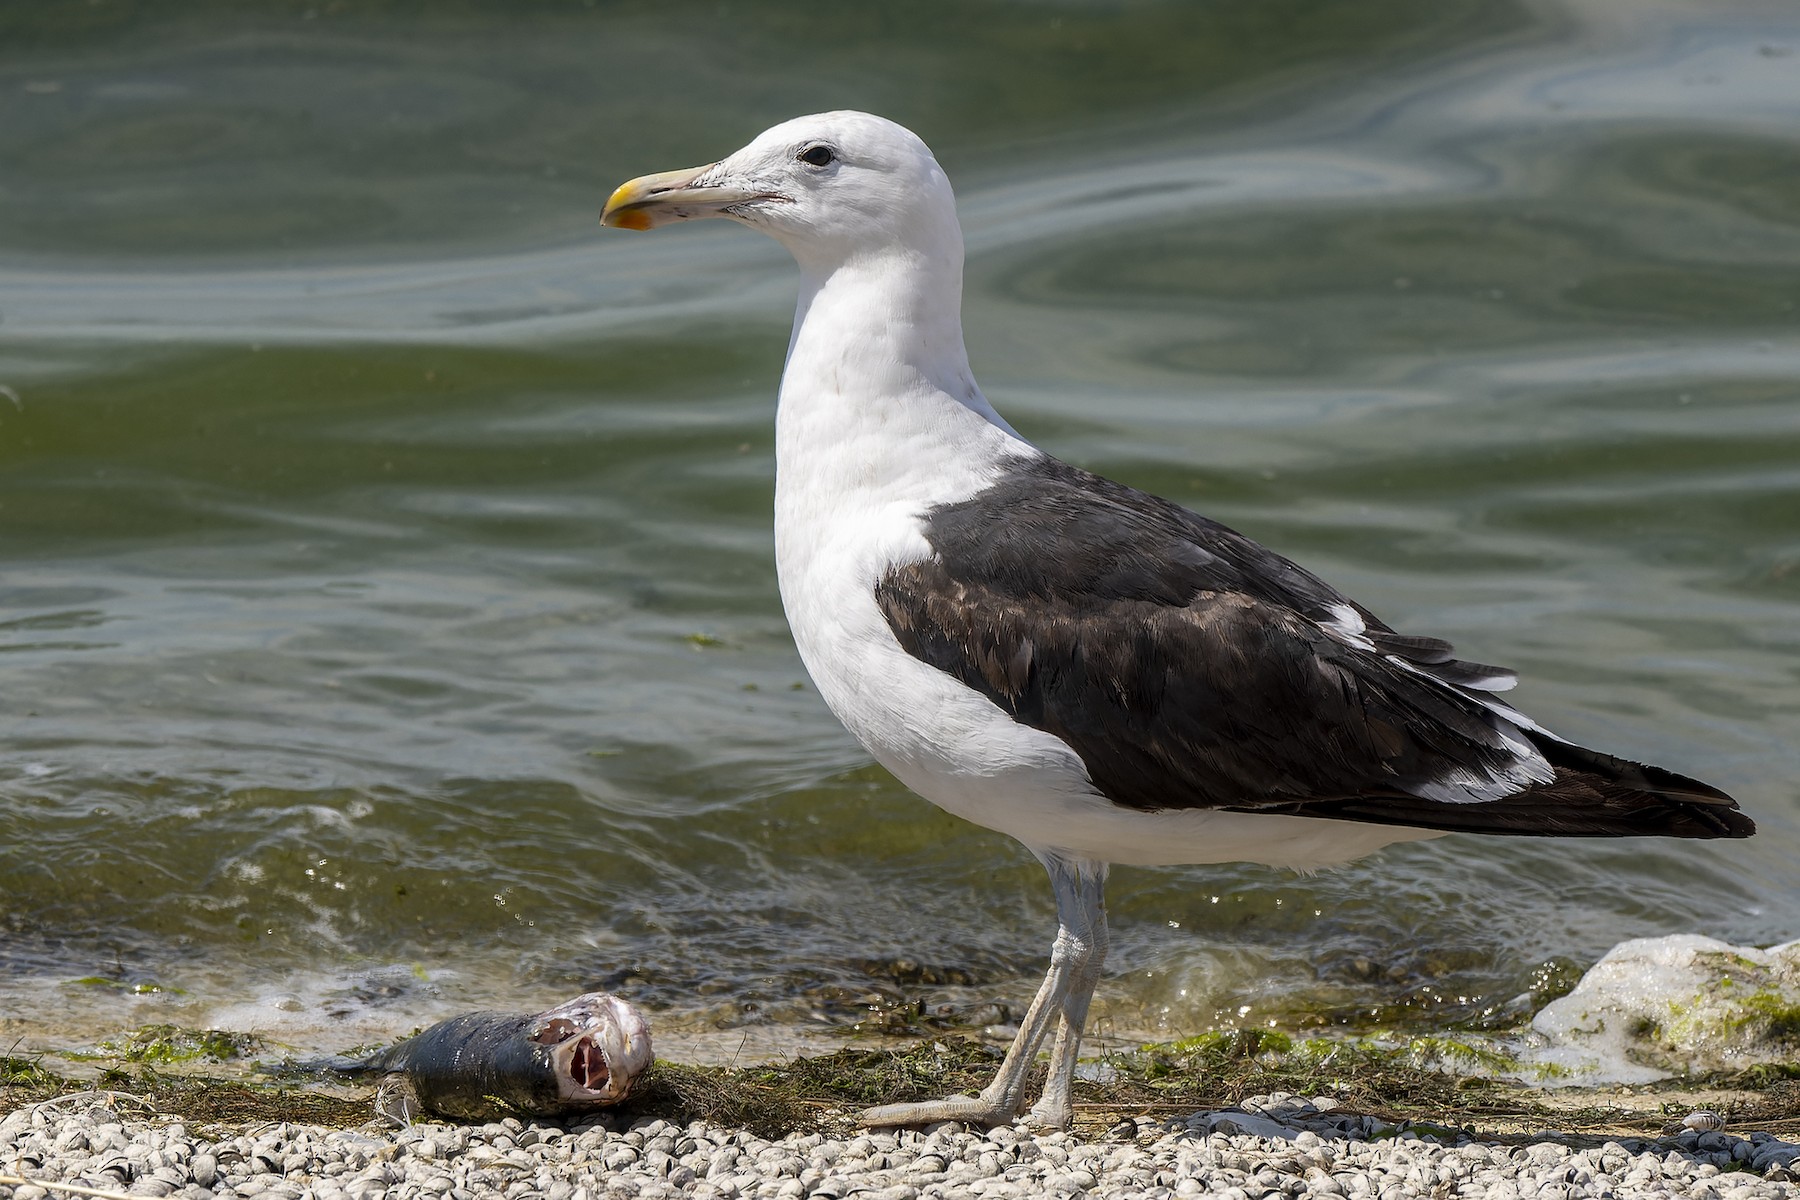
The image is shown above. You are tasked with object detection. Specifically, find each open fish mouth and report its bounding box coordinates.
[568,1035,608,1089]
[530,992,654,1103]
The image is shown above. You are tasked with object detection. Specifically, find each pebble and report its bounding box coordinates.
[0,1091,1797,1200]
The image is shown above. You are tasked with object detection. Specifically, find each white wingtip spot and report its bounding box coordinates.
[1324,603,1375,650]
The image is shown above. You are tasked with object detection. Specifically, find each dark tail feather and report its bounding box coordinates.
[1270,735,1754,839]
[1521,735,1754,838]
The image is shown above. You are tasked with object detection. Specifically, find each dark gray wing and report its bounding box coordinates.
[876,457,1751,839]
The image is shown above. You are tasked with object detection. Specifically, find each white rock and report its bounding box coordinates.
[1528,934,1800,1081]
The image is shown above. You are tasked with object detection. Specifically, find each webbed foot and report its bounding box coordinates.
[860,1093,1017,1128]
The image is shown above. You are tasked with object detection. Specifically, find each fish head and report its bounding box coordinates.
[528,991,655,1105]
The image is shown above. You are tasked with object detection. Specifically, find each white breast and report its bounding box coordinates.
[772,354,1049,775]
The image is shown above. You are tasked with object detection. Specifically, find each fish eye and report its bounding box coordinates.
[798,145,836,168]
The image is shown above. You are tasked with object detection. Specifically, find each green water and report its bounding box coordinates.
[2,0,1797,1063]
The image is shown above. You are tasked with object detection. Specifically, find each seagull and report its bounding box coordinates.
[600,111,1755,1130]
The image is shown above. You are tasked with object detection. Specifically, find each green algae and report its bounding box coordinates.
[1729,990,1800,1042]
[1156,1028,1295,1060]
[0,1055,54,1088]
[1140,1024,1596,1087]
[1622,979,1800,1073]
[89,1024,265,1065]
[1399,1035,1519,1074]
[1371,1118,1465,1141]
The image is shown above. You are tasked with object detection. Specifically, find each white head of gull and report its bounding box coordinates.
[602,111,1754,1130]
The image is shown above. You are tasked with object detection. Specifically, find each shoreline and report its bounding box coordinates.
[5,1045,1799,1199]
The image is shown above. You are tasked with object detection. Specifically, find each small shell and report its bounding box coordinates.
[1662,1109,1726,1135]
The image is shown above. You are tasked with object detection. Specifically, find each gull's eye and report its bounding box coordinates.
[798,145,836,168]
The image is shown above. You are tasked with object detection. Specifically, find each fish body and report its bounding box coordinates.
[342,992,652,1122]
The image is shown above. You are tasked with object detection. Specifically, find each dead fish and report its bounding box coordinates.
[335,992,653,1123]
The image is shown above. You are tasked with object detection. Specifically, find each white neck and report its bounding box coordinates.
[782,246,1012,429]
[771,245,1035,588]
